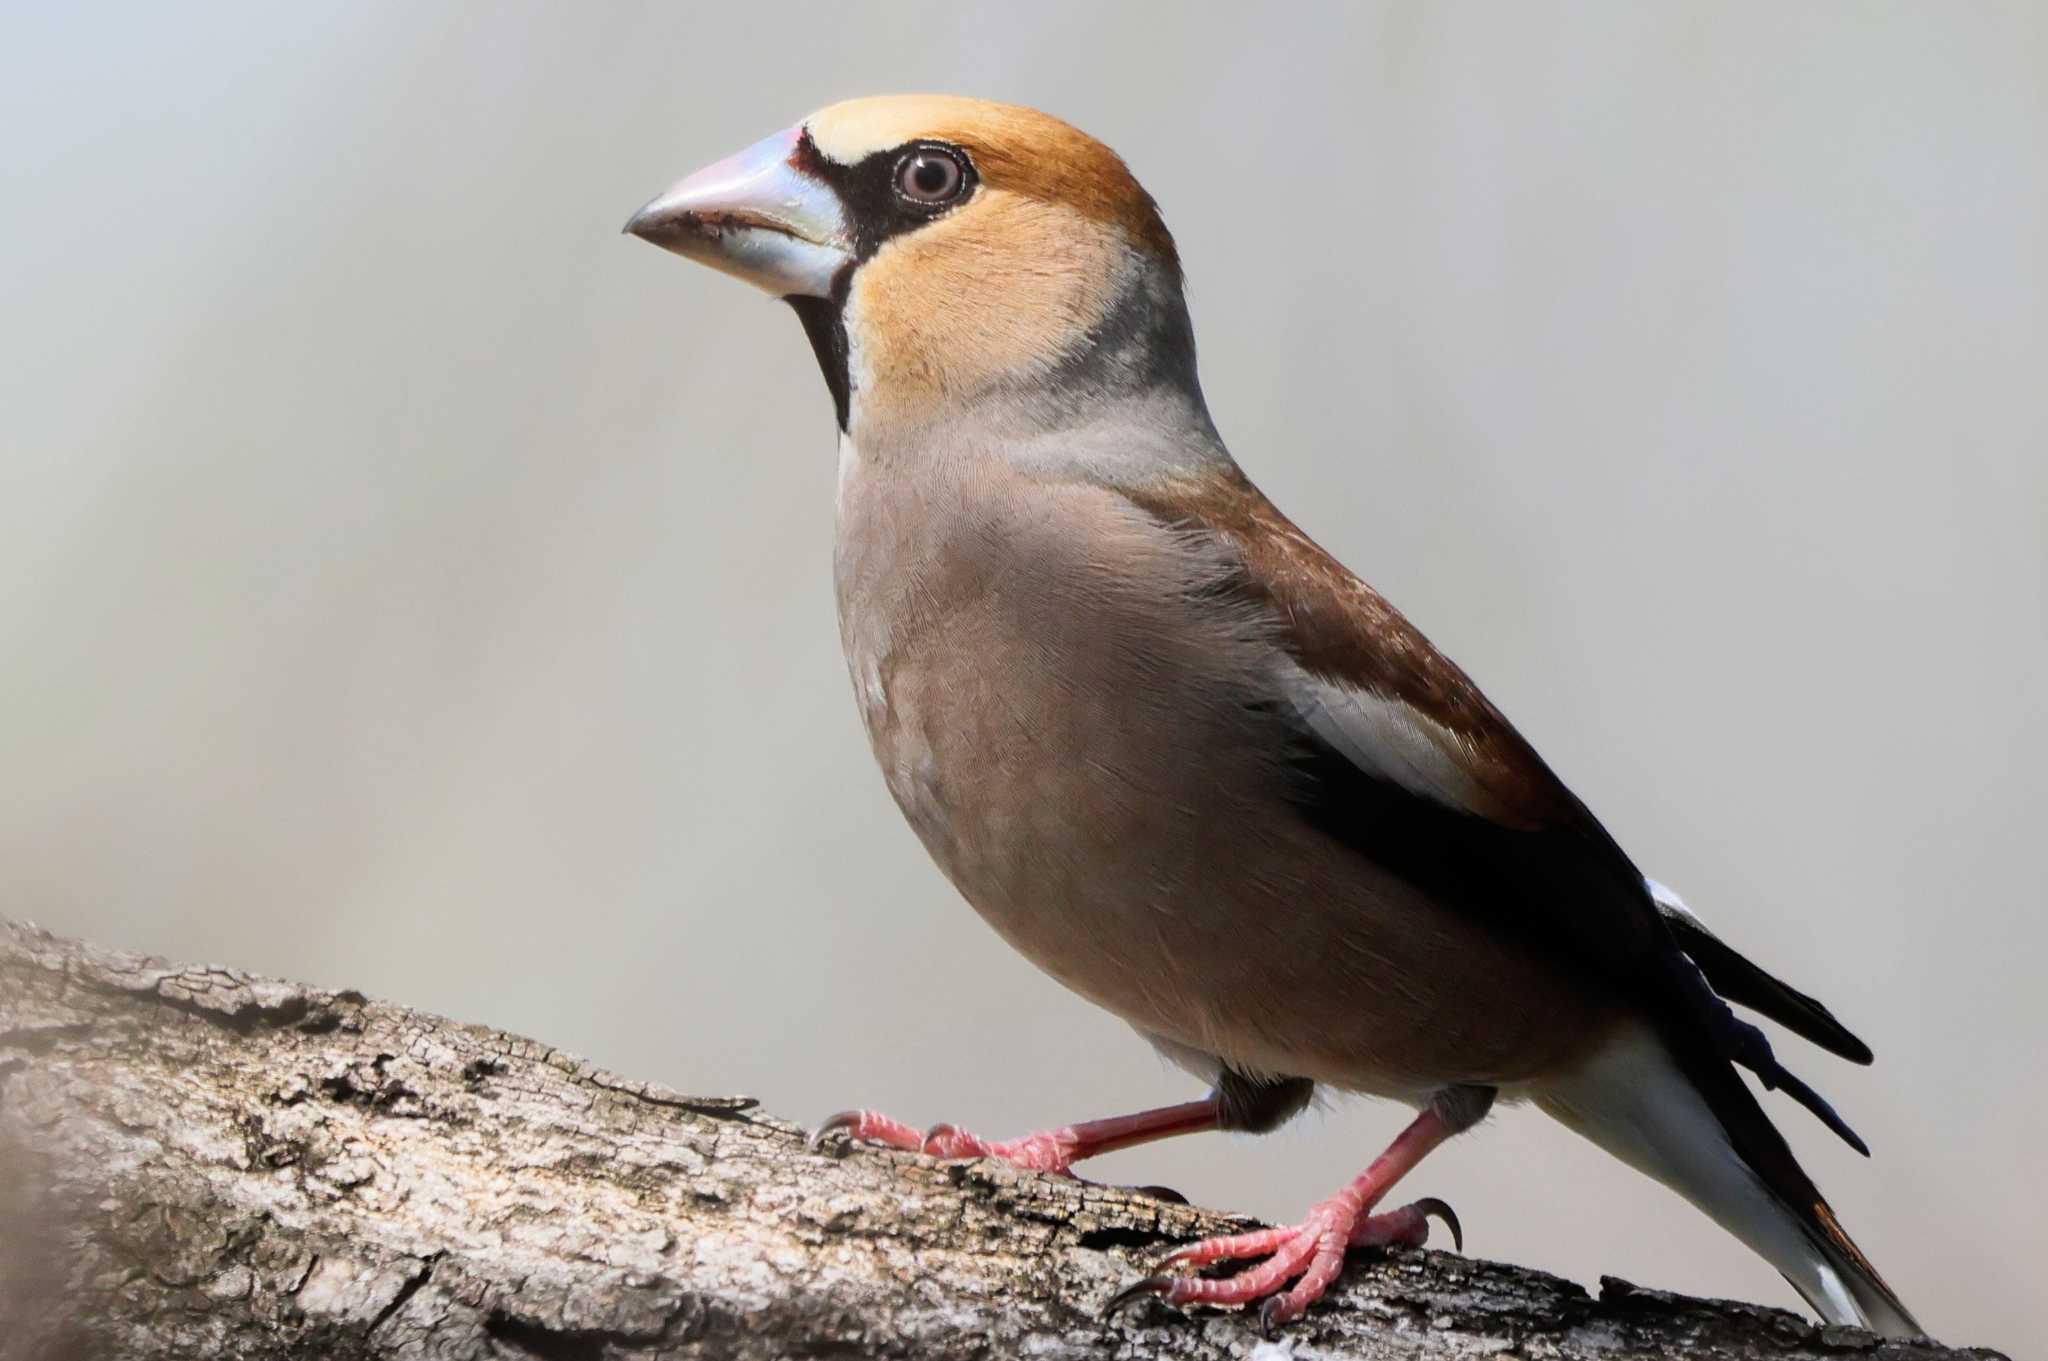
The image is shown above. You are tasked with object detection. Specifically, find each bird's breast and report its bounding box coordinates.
[835,442,1261,937]
[830,441,1616,1094]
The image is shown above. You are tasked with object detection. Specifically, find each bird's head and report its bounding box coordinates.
[627,95,1197,437]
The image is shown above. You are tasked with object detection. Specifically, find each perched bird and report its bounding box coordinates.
[626,95,1919,1337]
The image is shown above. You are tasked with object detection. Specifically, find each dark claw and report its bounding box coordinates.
[1102,1274,1173,1319]
[1129,1183,1189,1205]
[1412,1196,1463,1252]
[807,1109,864,1151]
[1258,1296,1286,1338]
[921,1121,960,1154]
[1141,1244,1192,1276]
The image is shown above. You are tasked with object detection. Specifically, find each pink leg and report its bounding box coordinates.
[1108,1106,1463,1329]
[810,1097,1222,1176]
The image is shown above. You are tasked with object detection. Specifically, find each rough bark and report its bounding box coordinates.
[0,922,2005,1361]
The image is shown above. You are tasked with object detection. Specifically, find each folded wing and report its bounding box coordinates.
[1116,467,1871,1143]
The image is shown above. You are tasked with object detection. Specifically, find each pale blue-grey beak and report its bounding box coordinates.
[624,126,852,300]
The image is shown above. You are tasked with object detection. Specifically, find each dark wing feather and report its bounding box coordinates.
[1657,907,1874,1064]
[1117,468,1870,1150]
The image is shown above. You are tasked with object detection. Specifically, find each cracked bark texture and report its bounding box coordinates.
[0,923,2007,1361]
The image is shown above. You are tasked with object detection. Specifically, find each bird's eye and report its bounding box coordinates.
[894,148,966,206]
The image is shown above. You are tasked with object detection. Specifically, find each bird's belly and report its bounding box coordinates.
[848,628,1616,1099]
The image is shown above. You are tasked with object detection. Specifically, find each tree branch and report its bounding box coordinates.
[0,921,2004,1359]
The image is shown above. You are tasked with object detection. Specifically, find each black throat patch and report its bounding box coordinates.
[785,275,852,433]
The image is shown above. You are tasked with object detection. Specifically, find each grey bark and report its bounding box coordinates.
[0,921,2005,1361]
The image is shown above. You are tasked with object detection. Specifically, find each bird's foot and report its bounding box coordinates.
[1106,1194,1460,1331]
[809,1108,1085,1174]
[811,1098,1222,1188]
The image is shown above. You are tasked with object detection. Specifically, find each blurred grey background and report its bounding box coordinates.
[3,2,2041,1349]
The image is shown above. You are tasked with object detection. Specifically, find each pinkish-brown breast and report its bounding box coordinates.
[833,443,1620,1097]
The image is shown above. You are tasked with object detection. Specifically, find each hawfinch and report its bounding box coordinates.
[626,95,1919,1337]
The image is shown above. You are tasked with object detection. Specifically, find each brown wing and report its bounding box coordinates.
[1116,466,1872,1148]
[1118,465,1584,831]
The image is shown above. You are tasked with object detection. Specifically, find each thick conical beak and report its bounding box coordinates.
[624,126,851,300]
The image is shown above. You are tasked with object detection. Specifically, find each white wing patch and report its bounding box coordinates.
[1280,662,1502,817]
[1290,667,1726,928]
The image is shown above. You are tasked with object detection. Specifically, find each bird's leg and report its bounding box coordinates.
[1109,1087,1490,1330]
[811,1096,1222,1176]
